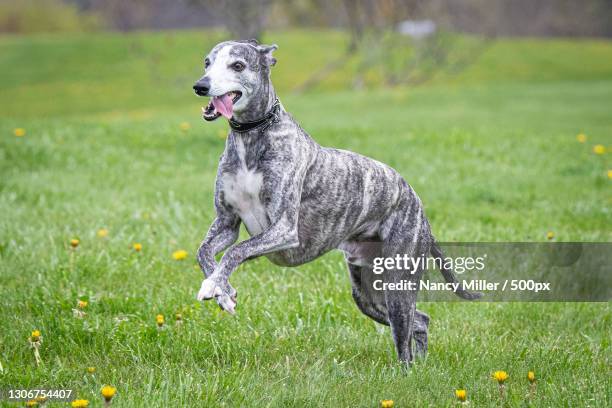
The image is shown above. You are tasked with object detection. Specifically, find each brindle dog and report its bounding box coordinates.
[193,39,480,364]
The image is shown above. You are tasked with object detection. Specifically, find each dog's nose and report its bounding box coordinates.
[193,77,211,96]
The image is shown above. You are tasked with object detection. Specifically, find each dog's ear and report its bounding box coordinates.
[257,44,278,67]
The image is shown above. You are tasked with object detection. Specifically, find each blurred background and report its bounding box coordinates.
[3,0,612,37]
[2,0,612,106]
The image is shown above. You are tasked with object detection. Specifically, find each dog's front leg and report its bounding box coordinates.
[197,212,299,313]
[197,215,240,278]
[196,212,241,312]
[198,156,308,314]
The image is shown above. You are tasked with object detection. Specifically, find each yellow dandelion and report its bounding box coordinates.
[35,396,48,404]
[528,371,536,383]
[607,169,612,179]
[70,239,80,248]
[14,128,26,137]
[71,399,89,408]
[133,243,142,252]
[29,330,42,365]
[172,249,188,260]
[101,385,116,402]
[97,228,109,238]
[576,133,586,143]
[455,389,467,402]
[180,122,191,132]
[156,314,165,327]
[527,370,537,396]
[26,400,38,407]
[87,366,96,374]
[593,144,606,155]
[73,300,87,318]
[546,231,554,240]
[493,370,509,384]
[381,400,394,408]
[30,330,41,342]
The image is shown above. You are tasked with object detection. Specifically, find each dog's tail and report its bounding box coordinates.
[430,241,483,300]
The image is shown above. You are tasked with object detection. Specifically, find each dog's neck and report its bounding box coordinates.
[232,79,277,123]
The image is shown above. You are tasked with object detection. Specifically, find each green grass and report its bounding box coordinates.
[0,29,611,407]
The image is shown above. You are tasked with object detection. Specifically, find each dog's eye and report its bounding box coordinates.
[204,58,210,69]
[231,61,245,72]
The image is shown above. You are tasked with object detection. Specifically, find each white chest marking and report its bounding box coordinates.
[222,138,269,236]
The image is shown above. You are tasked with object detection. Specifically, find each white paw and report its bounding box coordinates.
[217,295,236,315]
[196,279,222,301]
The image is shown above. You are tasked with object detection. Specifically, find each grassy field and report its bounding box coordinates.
[0,30,611,407]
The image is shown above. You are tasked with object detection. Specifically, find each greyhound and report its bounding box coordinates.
[192,39,480,364]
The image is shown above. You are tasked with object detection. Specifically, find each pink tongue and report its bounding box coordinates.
[212,94,234,119]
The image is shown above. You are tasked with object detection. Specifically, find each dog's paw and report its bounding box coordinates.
[227,283,237,302]
[197,278,222,300]
[196,278,237,315]
[216,294,236,315]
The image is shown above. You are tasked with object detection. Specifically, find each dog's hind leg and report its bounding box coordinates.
[413,309,429,357]
[346,260,389,325]
[344,256,430,357]
[384,275,418,364]
[379,190,432,365]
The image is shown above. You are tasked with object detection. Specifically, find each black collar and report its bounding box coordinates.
[228,99,281,133]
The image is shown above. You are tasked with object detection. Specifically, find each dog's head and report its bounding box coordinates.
[193,39,278,121]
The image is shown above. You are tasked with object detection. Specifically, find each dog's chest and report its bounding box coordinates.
[220,137,269,236]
